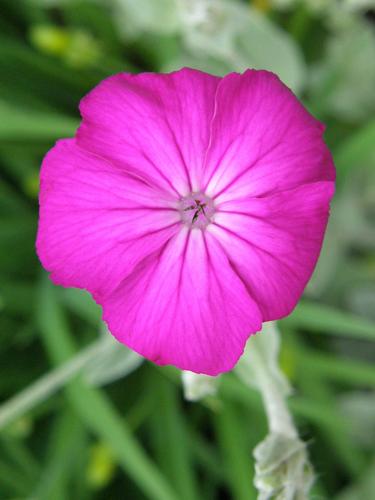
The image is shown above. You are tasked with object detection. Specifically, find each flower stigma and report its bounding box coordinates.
[179,192,215,229]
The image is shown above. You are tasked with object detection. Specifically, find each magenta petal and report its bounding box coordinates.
[101,228,262,375]
[36,139,180,298]
[211,181,335,320]
[77,68,220,196]
[202,70,335,202]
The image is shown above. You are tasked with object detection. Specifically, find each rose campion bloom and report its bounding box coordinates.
[37,68,335,375]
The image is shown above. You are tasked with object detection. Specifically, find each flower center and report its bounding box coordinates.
[179,192,215,229]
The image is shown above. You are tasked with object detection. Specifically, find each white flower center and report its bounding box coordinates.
[179,192,215,229]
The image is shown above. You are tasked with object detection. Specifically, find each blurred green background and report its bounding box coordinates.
[1,0,375,499]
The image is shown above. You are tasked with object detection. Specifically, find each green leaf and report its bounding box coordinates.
[310,21,375,122]
[112,0,181,39]
[180,0,306,93]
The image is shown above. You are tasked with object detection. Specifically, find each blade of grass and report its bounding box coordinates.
[37,276,177,500]
[214,401,257,500]
[299,350,375,388]
[148,372,198,500]
[297,373,366,477]
[30,410,86,500]
[288,331,367,477]
[0,340,104,431]
[188,429,224,483]
[281,301,375,341]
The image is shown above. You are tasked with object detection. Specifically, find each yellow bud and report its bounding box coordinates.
[252,0,272,13]
[63,31,102,68]
[6,417,33,438]
[30,25,70,56]
[86,442,116,489]
[24,172,40,198]
[279,342,297,381]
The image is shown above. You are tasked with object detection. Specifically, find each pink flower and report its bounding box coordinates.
[37,68,335,375]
